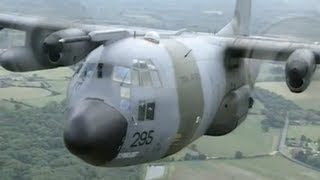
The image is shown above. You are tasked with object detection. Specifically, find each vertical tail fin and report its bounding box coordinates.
[217,0,251,36]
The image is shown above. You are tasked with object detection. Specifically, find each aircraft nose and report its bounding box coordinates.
[64,99,127,166]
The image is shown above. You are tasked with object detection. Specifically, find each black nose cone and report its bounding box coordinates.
[64,99,127,166]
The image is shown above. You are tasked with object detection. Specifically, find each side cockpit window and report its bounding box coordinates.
[79,63,96,80]
[113,66,131,84]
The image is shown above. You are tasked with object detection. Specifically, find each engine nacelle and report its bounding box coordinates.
[206,85,252,136]
[0,28,95,72]
[285,49,317,93]
[42,28,93,65]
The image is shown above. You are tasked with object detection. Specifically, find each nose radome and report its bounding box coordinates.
[64,99,128,166]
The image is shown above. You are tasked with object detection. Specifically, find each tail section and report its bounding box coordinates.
[217,0,251,36]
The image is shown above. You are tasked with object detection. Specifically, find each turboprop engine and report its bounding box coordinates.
[285,49,317,93]
[0,28,95,72]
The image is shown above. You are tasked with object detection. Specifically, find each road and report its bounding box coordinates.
[278,112,290,152]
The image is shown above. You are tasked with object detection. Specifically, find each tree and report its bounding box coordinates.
[14,104,22,110]
[190,144,198,152]
[235,151,243,159]
[305,156,320,169]
[199,154,207,160]
[300,135,307,142]
[306,138,312,143]
[294,151,307,162]
[40,83,46,88]
[261,124,269,133]
[184,153,192,161]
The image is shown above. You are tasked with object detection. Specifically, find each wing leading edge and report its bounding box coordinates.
[220,36,320,63]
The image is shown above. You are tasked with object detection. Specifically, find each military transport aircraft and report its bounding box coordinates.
[0,0,318,167]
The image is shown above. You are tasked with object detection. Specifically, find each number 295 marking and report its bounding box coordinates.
[130,130,154,147]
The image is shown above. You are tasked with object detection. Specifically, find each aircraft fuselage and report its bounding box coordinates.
[65,35,255,166]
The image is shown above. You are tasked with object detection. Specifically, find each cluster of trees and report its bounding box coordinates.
[304,136,320,151]
[183,153,207,161]
[234,151,244,159]
[183,144,207,161]
[291,136,320,169]
[288,110,320,125]
[254,88,320,131]
[0,100,144,180]
[254,88,301,129]
[300,135,313,144]
[293,150,320,169]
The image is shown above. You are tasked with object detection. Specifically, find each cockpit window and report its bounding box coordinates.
[75,63,83,74]
[132,59,162,88]
[111,60,162,87]
[113,66,131,84]
[72,63,83,77]
[132,69,140,86]
[140,71,153,87]
[150,71,162,88]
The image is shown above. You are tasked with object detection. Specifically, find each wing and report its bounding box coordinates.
[0,13,132,72]
[0,13,67,31]
[221,36,320,62]
[221,35,320,93]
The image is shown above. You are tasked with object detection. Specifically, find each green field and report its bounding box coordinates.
[48,80,69,93]
[22,94,66,107]
[195,115,278,157]
[0,87,51,100]
[186,99,276,157]
[0,100,24,110]
[288,125,320,142]
[0,67,73,80]
[225,156,320,180]
[256,81,320,110]
[0,67,70,107]
[168,156,320,180]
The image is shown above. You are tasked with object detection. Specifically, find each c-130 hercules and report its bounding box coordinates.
[0,0,318,167]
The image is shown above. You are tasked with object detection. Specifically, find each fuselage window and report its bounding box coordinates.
[113,66,131,84]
